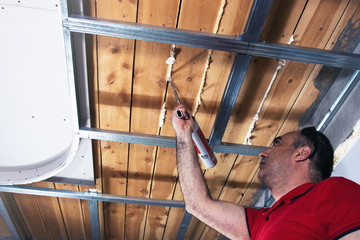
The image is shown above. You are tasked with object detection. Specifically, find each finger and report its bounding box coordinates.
[174,105,188,120]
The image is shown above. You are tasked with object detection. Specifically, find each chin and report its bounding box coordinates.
[257,172,265,184]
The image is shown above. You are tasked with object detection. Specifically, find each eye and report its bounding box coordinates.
[271,138,280,147]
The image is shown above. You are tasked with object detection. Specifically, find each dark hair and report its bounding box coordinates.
[292,127,334,183]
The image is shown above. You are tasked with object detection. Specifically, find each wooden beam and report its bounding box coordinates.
[55,184,87,239]
[125,0,180,239]
[12,191,49,239]
[95,0,137,238]
[31,182,68,240]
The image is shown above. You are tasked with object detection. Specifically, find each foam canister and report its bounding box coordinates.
[191,119,217,168]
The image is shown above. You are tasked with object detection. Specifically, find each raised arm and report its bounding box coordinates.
[171,105,250,240]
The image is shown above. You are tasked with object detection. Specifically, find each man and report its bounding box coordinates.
[171,105,360,240]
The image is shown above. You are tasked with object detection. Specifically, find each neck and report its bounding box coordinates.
[270,176,312,201]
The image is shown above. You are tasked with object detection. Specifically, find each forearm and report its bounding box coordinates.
[176,131,249,239]
[171,106,250,239]
[176,131,211,212]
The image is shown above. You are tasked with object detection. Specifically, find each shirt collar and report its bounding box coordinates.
[266,182,316,213]
[280,182,316,204]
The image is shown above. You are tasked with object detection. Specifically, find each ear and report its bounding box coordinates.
[294,146,312,162]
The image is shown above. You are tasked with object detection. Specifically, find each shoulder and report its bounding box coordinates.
[315,177,360,239]
[312,177,360,220]
[314,176,360,220]
[317,177,360,193]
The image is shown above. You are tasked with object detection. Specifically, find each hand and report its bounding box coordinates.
[170,105,195,134]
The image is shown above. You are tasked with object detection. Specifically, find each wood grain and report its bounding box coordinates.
[96,0,137,238]
[32,182,68,240]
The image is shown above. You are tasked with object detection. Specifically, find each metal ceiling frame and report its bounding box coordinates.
[0,196,21,240]
[1,0,360,239]
[65,15,360,69]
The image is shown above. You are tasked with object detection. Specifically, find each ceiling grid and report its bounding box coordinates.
[1,0,360,239]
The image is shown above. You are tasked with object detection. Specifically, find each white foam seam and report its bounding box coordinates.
[244,35,295,145]
[159,103,167,127]
[193,0,227,116]
[166,44,176,82]
[159,44,176,128]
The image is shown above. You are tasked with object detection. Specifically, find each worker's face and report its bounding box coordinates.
[257,131,299,188]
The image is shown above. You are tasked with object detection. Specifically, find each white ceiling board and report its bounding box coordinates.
[48,139,94,186]
[0,0,60,11]
[0,1,83,184]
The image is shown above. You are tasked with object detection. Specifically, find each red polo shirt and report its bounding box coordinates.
[246,177,360,239]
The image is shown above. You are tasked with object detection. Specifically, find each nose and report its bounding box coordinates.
[259,149,269,158]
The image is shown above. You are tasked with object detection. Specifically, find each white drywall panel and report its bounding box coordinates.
[0,0,93,185]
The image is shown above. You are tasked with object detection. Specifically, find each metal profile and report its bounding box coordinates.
[78,127,267,156]
[0,186,185,209]
[64,15,249,53]
[209,54,252,145]
[0,196,21,240]
[317,70,360,132]
[242,0,274,41]
[88,199,101,240]
[175,210,193,240]
[63,15,360,69]
[247,41,359,68]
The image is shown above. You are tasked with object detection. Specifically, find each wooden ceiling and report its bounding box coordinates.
[1,0,360,239]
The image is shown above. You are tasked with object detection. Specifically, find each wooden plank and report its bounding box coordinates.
[0,193,31,239]
[55,183,87,240]
[260,0,308,43]
[222,0,308,144]
[125,39,174,240]
[12,190,49,239]
[131,1,182,239]
[124,0,182,238]
[31,182,68,240]
[279,0,360,136]
[124,47,175,237]
[161,184,184,239]
[239,0,350,154]
[96,0,137,238]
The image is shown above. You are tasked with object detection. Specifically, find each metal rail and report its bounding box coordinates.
[209,54,253,145]
[78,127,267,156]
[63,15,360,69]
[88,199,101,240]
[0,196,21,240]
[317,70,360,132]
[0,186,185,208]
